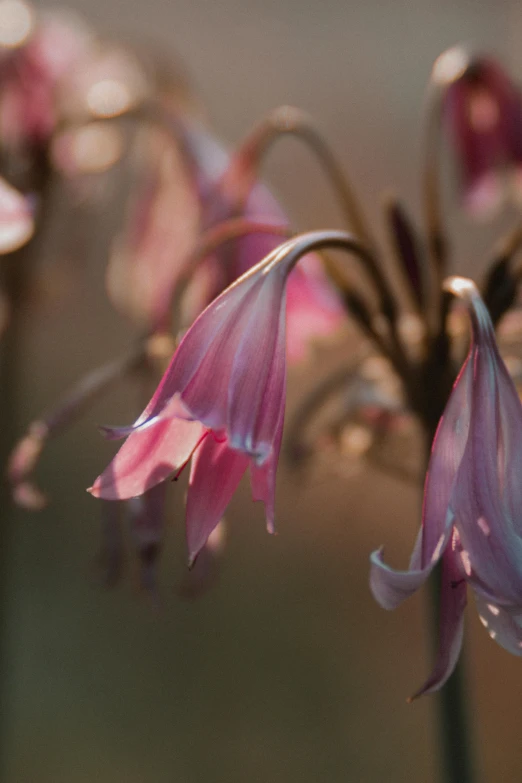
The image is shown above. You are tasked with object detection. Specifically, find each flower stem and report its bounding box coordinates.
[433,626,476,783]
[0,152,52,776]
[422,426,477,783]
[0,242,34,778]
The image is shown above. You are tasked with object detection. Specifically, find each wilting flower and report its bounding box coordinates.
[435,47,522,215]
[370,276,522,698]
[89,236,299,565]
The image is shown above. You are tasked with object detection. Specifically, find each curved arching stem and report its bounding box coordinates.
[218,108,413,369]
[220,105,376,251]
[116,103,409,367]
[168,219,290,332]
[285,351,370,465]
[7,341,151,508]
[421,49,475,332]
[422,82,447,280]
[234,229,412,381]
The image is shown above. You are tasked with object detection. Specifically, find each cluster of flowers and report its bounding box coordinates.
[2,2,522,698]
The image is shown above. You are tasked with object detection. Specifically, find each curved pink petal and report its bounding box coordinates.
[106,141,201,329]
[227,269,287,460]
[449,294,522,604]
[420,354,474,566]
[178,520,226,600]
[180,278,267,431]
[234,186,344,362]
[185,436,248,566]
[99,394,194,441]
[124,269,263,435]
[89,416,204,500]
[370,350,474,610]
[370,534,432,611]
[409,547,467,699]
[250,386,285,534]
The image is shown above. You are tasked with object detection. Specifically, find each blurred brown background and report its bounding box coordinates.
[6,0,522,780]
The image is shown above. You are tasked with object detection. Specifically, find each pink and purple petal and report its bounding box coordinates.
[250,392,285,534]
[89,416,205,500]
[409,547,467,699]
[227,268,287,459]
[449,292,522,602]
[185,435,249,566]
[370,345,474,610]
[473,594,522,656]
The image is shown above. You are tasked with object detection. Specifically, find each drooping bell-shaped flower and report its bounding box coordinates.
[435,48,522,215]
[89,237,296,565]
[370,277,522,698]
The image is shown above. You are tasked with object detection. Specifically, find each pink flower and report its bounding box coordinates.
[106,117,344,357]
[89,235,296,565]
[437,49,522,215]
[191,123,345,360]
[0,9,92,150]
[370,277,522,698]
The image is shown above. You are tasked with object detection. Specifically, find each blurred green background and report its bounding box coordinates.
[6,0,522,780]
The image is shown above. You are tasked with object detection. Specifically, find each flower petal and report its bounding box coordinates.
[185,435,249,566]
[409,547,467,699]
[89,416,204,500]
[227,268,287,460]
[250,386,285,534]
[449,294,522,603]
[419,354,474,567]
[370,348,474,610]
[370,534,429,610]
[121,269,263,435]
[473,594,522,655]
[178,520,226,600]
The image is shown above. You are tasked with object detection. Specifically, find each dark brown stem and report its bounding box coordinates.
[8,343,149,507]
[420,423,476,783]
[271,230,412,381]
[223,106,376,250]
[285,352,369,465]
[422,84,447,279]
[0,154,52,774]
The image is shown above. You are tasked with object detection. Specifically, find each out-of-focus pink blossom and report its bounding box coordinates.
[436,48,522,215]
[0,8,92,150]
[106,129,200,331]
[0,174,33,251]
[371,277,522,698]
[106,117,344,358]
